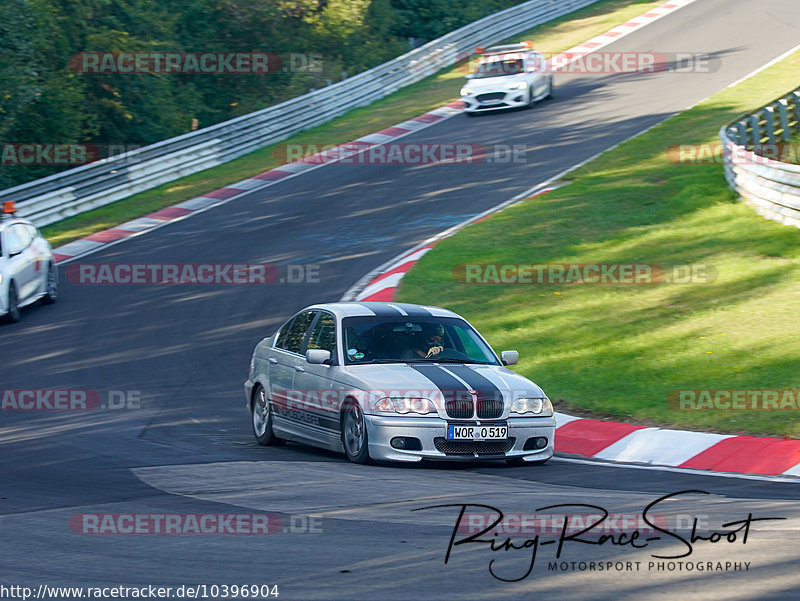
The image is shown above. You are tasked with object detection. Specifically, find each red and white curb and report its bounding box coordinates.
[551,0,699,63]
[50,0,697,265]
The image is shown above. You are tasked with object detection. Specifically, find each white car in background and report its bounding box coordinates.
[460,42,553,114]
[0,202,58,323]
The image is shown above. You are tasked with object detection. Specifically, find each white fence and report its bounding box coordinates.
[720,86,800,227]
[2,0,599,227]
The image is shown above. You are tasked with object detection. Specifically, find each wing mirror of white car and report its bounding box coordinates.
[306,349,331,365]
[464,73,474,79]
[501,350,519,366]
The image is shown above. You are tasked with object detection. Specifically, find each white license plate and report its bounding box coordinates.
[447,424,508,440]
[480,99,502,106]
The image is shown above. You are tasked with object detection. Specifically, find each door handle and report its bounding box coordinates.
[268,358,278,364]
[294,366,305,372]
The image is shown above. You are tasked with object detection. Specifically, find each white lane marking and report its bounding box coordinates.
[723,41,800,91]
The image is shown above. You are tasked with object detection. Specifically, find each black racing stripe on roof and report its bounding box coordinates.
[441,365,503,401]
[358,302,403,316]
[391,303,432,316]
[407,364,473,402]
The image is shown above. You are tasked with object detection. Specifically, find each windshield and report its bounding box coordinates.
[342,316,499,365]
[472,56,525,79]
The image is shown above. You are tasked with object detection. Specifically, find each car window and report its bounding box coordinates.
[4,226,25,255]
[307,312,337,355]
[15,224,34,248]
[341,316,499,365]
[275,317,295,350]
[282,310,316,354]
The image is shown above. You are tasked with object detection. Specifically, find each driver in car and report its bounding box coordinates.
[406,324,445,359]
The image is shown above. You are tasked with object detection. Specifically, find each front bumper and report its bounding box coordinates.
[0,277,8,315]
[364,414,555,462]
[462,91,529,113]
[243,379,254,408]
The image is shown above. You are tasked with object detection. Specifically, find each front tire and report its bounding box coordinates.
[251,385,284,446]
[342,402,370,464]
[3,283,20,324]
[545,76,554,100]
[527,86,537,108]
[42,263,58,304]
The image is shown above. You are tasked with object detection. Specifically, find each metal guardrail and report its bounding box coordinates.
[3,0,599,227]
[719,86,800,228]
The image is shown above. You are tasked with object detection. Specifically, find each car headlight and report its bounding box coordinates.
[507,82,527,90]
[373,397,436,415]
[460,87,474,96]
[510,397,553,416]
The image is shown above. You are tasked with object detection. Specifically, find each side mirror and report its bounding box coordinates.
[306,349,331,365]
[501,350,519,366]
[464,73,474,79]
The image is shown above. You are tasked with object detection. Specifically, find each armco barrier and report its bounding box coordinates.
[720,86,800,227]
[2,0,599,227]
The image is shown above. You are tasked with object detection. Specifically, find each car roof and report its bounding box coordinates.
[0,217,33,232]
[303,302,460,319]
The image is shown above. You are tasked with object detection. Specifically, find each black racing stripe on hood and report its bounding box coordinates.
[407,364,473,402]
[359,302,403,316]
[441,365,503,401]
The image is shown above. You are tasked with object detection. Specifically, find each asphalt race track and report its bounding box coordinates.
[3,0,800,599]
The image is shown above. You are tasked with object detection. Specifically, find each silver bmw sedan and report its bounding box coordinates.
[244,302,555,465]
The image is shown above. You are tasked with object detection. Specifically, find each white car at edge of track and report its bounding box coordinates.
[460,42,554,114]
[0,202,58,323]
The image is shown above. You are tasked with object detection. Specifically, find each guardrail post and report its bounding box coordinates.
[777,99,791,142]
[762,107,776,145]
[734,122,747,145]
[748,114,762,146]
[791,92,800,129]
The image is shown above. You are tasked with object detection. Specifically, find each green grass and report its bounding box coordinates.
[41,0,661,247]
[397,50,800,438]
